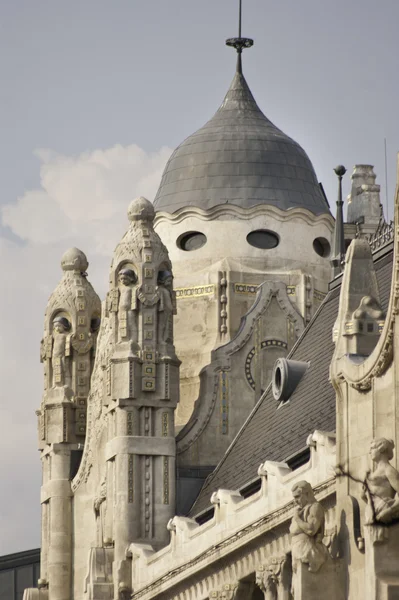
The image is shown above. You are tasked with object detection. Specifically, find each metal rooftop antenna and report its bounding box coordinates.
[226,0,254,73]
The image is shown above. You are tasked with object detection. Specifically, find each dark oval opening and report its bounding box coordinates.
[247,230,279,249]
[275,366,282,391]
[313,237,331,258]
[177,231,207,252]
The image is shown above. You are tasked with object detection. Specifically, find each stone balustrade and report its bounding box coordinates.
[129,430,336,599]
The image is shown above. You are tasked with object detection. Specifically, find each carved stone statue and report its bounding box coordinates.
[290,480,329,573]
[157,270,175,346]
[361,438,399,525]
[112,268,138,343]
[51,316,72,387]
[94,478,107,547]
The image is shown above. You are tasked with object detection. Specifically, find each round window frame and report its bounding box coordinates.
[246,229,280,250]
[312,237,331,258]
[176,231,207,252]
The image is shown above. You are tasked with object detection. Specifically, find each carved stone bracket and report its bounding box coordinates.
[256,555,291,600]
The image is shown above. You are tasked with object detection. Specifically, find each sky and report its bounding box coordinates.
[1,0,399,555]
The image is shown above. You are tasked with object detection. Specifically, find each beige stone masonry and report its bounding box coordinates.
[129,430,337,600]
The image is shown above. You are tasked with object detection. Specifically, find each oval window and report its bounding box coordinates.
[177,231,207,252]
[313,237,331,258]
[247,230,279,249]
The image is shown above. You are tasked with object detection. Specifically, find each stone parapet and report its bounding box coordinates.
[129,430,336,599]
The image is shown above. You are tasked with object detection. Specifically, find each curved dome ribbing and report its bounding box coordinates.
[154,70,330,215]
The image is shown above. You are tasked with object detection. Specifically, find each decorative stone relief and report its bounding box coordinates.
[344,295,385,356]
[40,247,101,408]
[157,270,176,351]
[209,583,238,599]
[50,316,72,388]
[115,268,138,343]
[219,271,228,335]
[255,564,278,600]
[93,477,107,546]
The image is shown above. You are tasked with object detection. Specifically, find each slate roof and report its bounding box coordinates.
[190,246,393,517]
[154,68,330,216]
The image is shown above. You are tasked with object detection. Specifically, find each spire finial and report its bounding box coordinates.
[226,0,254,74]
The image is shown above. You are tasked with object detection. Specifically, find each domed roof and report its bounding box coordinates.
[154,68,330,215]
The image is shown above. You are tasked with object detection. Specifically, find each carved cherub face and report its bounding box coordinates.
[53,317,70,334]
[118,269,136,287]
[157,270,173,287]
[163,276,173,287]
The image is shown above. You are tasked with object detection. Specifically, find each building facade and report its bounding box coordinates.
[21,28,399,600]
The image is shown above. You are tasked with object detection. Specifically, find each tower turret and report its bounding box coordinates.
[36,248,101,600]
[62,198,181,600]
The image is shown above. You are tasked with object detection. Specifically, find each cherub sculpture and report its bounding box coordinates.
[157,270,175,346]
[361,437,399,525]
[51,316,72,387]
[116,268,138,343]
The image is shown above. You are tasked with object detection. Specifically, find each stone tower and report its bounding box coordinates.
[36,248,101,599]
[25,198,180,600]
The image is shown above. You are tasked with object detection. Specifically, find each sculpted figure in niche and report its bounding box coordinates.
[157,270,175,346]
[116,268,138,343]
[290,480,329,574]
[361,438,399,525]
[51,316,72,388]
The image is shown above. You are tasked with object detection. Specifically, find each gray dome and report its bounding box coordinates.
[154,70,330,215]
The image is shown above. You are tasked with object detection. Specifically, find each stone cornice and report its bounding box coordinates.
[154,204,334,229]
[130,431,337,599]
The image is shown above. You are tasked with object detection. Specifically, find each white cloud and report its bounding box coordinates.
[0,143,171,554]
[2,143,171,253]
